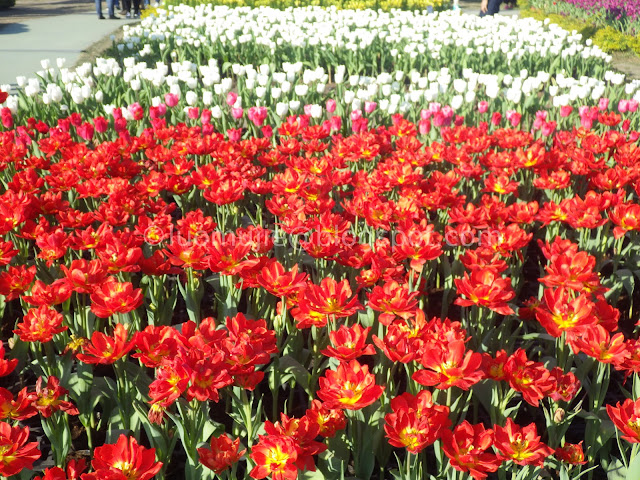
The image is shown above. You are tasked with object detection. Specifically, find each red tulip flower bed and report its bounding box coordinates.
[0,108,640,480]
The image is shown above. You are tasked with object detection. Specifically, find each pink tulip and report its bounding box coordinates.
[541,121,556,136]
[477,101,489,114]
[533,110,547,130]
[227,128,242,142]
[226,92,238,107]
[164,93,179,107]
[418,119,431,135]
[128,103,144,121]
[560,105,573,117]
[76,122,94,141]
[598,97,609,111]
[69,112,82,127]
[93,116,108,133]
[188,107,200,119]
[200,109,212,125]
[351,117,368,133]
[364,101,377,114]
[618,100,629,113]
[248,106,268,126]
[329,115,342,131]
[261,125,273,138]
[326,99,337,113]
[231,107,244,119]
[114,117,127,132]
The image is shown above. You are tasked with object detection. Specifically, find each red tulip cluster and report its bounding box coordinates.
[0,105,639,479]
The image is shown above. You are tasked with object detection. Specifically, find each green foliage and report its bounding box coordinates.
[520,3,640,58]
[519,7,596,38]
[0,0,16,8]
[593,26,631,52]
[628,35,640,56]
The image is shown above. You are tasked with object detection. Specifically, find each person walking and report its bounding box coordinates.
[96,0,118,19]
[480,0,502,16]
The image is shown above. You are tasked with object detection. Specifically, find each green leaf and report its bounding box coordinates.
[278,354,310,391]
[627,454,640,480]
[607,457,626,480]
[615,269,635,297]
[299,469,326,480]
[67,361,95,414]
[357,309,375,328]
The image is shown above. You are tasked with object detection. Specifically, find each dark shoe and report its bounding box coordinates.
[98,14,105,18]
[109,14,120,18]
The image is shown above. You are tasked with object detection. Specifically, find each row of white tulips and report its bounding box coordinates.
[2,5,640,130]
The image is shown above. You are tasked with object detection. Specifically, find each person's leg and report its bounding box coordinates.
[132,0,140,15]
[487,0,502,14]
[107,0,115,17]
[95,0,103,17]
[480,0,502,16]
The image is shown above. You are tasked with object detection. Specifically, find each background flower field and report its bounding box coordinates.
[1,3,640,480]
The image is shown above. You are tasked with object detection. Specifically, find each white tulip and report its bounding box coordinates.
[453,79,466,93]
[344,90,355,104]
[70,86,84,104]
[289,100,300,112]
[465,90,476,103]
[276,102,289,117]
[309,104,322,118]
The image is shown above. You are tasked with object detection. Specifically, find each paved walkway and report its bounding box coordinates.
[0,3,135,91]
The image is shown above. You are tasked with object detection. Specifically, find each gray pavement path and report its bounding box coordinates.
[0,12,134,91]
